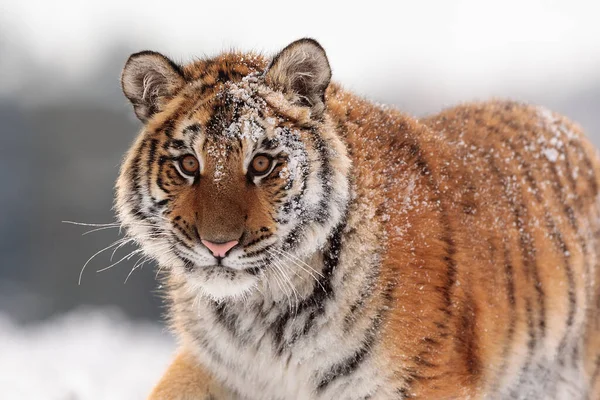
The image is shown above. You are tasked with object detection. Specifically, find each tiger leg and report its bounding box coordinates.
[148,350,233,400]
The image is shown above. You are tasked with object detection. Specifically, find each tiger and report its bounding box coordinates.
[116,38,600,399]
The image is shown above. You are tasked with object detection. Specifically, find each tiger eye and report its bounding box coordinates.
[179,155,199,176]
[250,155,272,176]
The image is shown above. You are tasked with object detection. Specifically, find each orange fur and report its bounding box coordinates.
[149,352,234,399]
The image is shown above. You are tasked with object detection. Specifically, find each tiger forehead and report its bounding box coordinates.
[185,83,261,125]
[186,81,278,142]
[181,52,268,83]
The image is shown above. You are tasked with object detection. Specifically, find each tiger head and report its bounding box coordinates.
[116,39,351,299]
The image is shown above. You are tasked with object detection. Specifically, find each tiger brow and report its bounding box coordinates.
[260,138,279,150]
[167,139,187,150]
[182,123,202,139]
[183,123,201,134]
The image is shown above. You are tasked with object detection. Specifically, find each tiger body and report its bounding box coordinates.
[116,39,600,399]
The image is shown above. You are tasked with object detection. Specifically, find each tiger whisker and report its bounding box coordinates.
[275,255,303,313]
[125,250,166,284]
[81,225,122,235]
[78,238,129,285]
[272,248,325,279]
[268,262,290,305]
[63,220,121,227]
[82,221,159,236]
[110,237,135,261]
[269,248,326,293]
[154,248,182,278]
[270,256,299,311]
[266,249,307,284]
[96,249,143,273]
[109,231,166,262]
[124,253,159,284]
[266,248,322,298]
[124,262,142,284]
[155,261,167,278]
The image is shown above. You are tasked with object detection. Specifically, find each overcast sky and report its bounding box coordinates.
[2,0,600,108]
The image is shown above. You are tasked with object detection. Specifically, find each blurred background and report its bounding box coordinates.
[1,0,599,398]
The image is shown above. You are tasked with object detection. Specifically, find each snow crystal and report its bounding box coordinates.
[542,148,559,162]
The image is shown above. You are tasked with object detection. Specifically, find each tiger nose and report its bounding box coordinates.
[201,239,239,258]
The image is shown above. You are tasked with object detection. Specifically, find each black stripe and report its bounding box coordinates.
[127,139,154,221]
[200,83,216,95]
[560,141,578,193]
[406,141,458,317]
[296,219,344,333]
[457,289,481,376]
[271,219,345,353]
[549,162,579,233]
[212,301,238,336]
[278,154,309,245]
[572,139,599,197]
[316,313,379,392]
[245,233,273,248]
[500,136,543,202]
[281,128,335,251]
[490,240,518,392]
[260,137,279,150]
[240,243,275,259]
[245,266,261,275]
[480,148,523,394]
[183,123,201,134]
[500,124,584,369]
[147,138,158,172]
[509,298,537,397]
[394,139,460,396]
[343,267,379,331]
[549,218,577,365]
[395,387,410,399]
[156,155,179,194]
[515,198,546,339]
[544,160,582,367]
[172,218,194,242]
[316,278,396,392]
[310,128,333,223]
[496,131,547,340]
[165,138,187,150]
[488,153,539,384]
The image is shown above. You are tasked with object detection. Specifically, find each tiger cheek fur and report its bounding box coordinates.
[117,39,600,399]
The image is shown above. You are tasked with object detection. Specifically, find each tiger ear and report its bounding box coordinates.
[264,38,331,117]
[121,51,185,123]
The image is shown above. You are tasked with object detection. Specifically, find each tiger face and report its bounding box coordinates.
[116,40,350,299]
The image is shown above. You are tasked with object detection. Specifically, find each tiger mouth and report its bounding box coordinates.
[177,252,266,275]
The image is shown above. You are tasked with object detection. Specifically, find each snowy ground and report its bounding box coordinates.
[0,309,175,400]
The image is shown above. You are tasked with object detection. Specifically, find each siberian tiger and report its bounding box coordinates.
[116,39,600,399]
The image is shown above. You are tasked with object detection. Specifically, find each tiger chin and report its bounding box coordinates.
[116,39,600,399]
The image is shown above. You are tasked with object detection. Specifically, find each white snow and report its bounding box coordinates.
[0,309,175,400]
[542,148,559,162]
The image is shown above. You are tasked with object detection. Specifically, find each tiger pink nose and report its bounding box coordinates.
[201,240,238,258]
